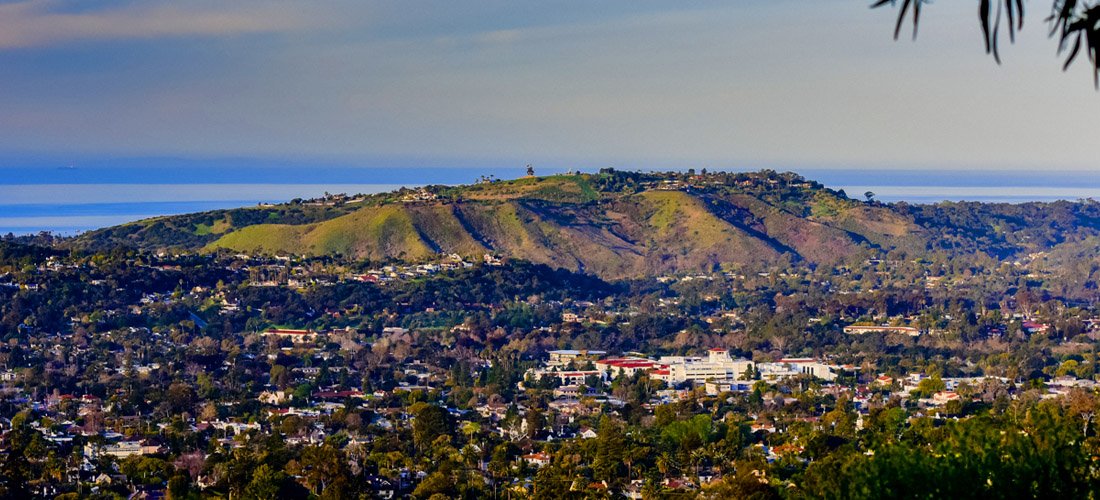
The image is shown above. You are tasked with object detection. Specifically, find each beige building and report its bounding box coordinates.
[84,441,162,459]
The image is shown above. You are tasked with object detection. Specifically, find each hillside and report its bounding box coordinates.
[71,170,1100,279]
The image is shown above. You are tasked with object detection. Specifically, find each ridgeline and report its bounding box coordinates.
[73,169,1100,280]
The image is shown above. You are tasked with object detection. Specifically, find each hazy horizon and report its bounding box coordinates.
[4,167,1100,236]
[2,2,1097,234]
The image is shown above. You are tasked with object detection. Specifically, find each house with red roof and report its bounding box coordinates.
[595,357,660,378]
[522,452,551,467]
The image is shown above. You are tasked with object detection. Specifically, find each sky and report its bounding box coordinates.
[0,0,1096,172]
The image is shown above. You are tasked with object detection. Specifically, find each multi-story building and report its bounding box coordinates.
[757,358,838,381]
[657,348,754,384]
[547,349,607,367]
[596,356,661,378]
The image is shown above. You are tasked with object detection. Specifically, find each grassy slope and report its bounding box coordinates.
[205,224,308,255]
[206,190,788,276]
[628,191,781,272]
[206,186,925,278]
[79,172,943,278]
[450,175,599,203]
[209,204,491,260]
[720,193,865,265]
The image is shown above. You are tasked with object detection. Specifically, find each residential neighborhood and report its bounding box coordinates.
[0,169,1097,497]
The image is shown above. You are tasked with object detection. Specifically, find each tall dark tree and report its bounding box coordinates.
[411,403,452,452]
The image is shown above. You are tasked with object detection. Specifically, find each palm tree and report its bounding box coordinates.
[623,445,649,481]
[708,444,732,477]
[656,452,674,479]
[689,448,708,485]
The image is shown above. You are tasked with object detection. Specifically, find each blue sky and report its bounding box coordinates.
[0,0,1096,172]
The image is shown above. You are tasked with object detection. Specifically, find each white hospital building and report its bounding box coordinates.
[656,348,755,384]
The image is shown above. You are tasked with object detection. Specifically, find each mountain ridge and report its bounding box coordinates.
[71,170,1100,279]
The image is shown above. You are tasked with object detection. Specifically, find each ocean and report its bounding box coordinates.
[1,163,1098,235]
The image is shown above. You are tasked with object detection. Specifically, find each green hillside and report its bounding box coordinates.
[72,170,1100,279]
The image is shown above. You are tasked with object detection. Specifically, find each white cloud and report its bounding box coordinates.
[0,0,323,50]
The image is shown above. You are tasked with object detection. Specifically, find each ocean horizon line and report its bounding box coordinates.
[3,176,1100,236]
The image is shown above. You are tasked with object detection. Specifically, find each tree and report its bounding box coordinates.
[525,408,546,439]
[704,467,781,499]
[412,471,457,499]
[914,375,946,398]
[411,403,452,452]
[167,473,191,500]
[797,405,1100,499]
[290,444,354,498]
[243,464,288,500]
[166,381,196,414]
[270,364,290,389]
[873,0,1100,86]
[120,456,173,487]
[0,424,39,498]
[593,416,626,485]
[201,402,219,422]
[174,451,206,480]
[821,402,858,439]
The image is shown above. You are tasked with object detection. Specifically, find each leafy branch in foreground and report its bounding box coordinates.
[872,0,1100,87]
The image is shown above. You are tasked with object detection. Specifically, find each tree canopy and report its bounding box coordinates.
[873,0,1100,86]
